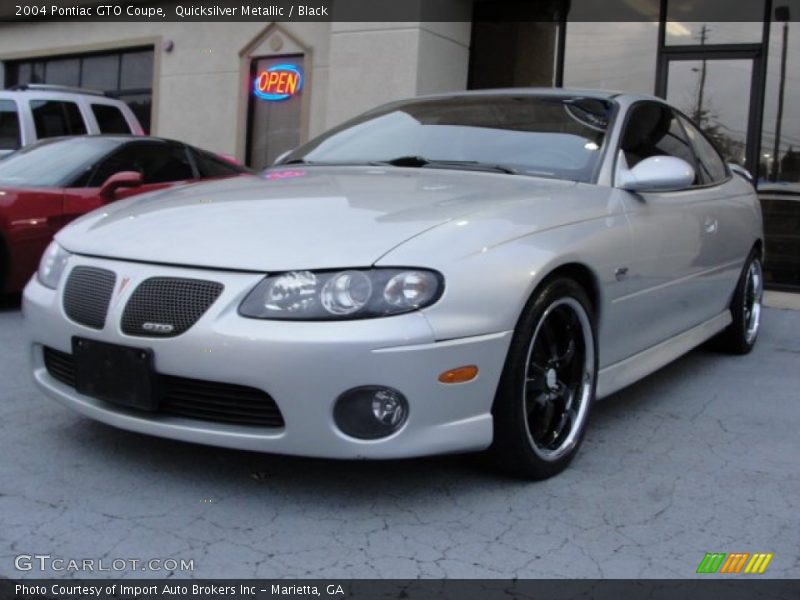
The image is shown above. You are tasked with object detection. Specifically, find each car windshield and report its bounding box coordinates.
[281,95,614,182]
[0,137,119,187]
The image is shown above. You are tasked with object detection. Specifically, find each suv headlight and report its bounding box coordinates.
[37,242,72,289]
[239,268,443,320]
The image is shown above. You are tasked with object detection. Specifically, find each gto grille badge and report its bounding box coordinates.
[142,322,175,334]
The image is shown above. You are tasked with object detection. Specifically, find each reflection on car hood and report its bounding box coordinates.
[57,167,580,271]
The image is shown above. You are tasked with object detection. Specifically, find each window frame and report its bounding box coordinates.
[4,46,154,134]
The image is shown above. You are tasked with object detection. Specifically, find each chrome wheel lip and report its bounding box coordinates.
[744,259,763,345]
[522,297,595,462]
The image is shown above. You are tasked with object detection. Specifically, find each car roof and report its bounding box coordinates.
[0,86,132,107]
[405,87,666,105]
[2,84,107,97]
[29,134,184,146]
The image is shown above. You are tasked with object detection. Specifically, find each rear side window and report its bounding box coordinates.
[89,143,195,186]
[30,100,87,138]
[0,100,21,150]
[678,115,729,184]
[191,148,245,178]
[91,104,131,134]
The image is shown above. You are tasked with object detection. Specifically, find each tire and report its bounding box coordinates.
[714,250,764,355]
[490,277,598,480]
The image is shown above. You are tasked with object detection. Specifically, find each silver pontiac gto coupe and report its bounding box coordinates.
[24,89,763,479]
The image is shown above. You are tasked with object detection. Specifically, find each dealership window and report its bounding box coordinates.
[246,55,304,170]
[759,1,800,290]
[4,47,154,133]
[664,0,764,45]
[0,100,20,150]
[760,4,800,184]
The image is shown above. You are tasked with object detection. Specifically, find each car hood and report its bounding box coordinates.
[57,168,579,271]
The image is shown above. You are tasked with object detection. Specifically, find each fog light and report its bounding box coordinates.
[334,386,409,440]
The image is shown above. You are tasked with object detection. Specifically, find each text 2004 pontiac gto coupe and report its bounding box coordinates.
[23,90,763,479]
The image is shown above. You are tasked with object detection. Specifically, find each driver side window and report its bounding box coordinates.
[620,102,699,184]
[88,143,195,187]
[677,115,729,184]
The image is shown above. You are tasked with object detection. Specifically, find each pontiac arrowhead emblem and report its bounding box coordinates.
[118,277,131,295]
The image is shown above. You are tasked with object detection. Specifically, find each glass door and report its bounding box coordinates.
[246,54,305,170]
[664,58,754,166]
[657,51,764,171]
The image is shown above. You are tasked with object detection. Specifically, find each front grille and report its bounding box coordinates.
[160,375,285,427]
[43,347,284,428]
[62,267,116,329]
[121,277,223,338]
[43,346,76,388]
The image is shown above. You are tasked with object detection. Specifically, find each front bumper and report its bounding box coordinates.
[23,255,512,459]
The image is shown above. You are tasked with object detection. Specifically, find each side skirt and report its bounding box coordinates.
[596,311,732,400]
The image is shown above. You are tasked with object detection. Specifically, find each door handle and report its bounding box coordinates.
[704,217,719,234]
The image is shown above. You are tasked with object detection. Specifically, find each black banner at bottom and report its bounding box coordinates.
[2,579,800,600]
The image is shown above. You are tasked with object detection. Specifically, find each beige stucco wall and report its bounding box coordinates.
[0,18,472,160]
[325,21,471,128]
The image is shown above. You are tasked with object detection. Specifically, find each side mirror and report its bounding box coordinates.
[99,171,142,200]
[618,155,695,192]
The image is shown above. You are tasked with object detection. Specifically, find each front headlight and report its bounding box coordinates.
[37,242,72,289]
[239,268,443,320]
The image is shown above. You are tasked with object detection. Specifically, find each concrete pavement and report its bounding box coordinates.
[1,297,798,579]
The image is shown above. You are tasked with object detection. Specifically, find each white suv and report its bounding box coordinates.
[0,84,144,159]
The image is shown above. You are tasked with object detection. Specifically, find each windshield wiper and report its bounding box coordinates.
[282,156,520,175]
[280,159,374,167]
[377,156,519,175]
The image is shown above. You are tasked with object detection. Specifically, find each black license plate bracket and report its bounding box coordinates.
[72,337,159,411]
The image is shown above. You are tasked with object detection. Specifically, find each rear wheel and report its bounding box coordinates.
[715,251,763,354]
[490,278,597,479]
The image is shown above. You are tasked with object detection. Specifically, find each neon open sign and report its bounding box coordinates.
[253,64,303,101]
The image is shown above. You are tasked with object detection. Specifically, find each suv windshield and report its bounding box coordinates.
[0,137,119,187]
[281,95,614,182]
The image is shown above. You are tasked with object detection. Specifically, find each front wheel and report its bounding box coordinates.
[490,278,598,480]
